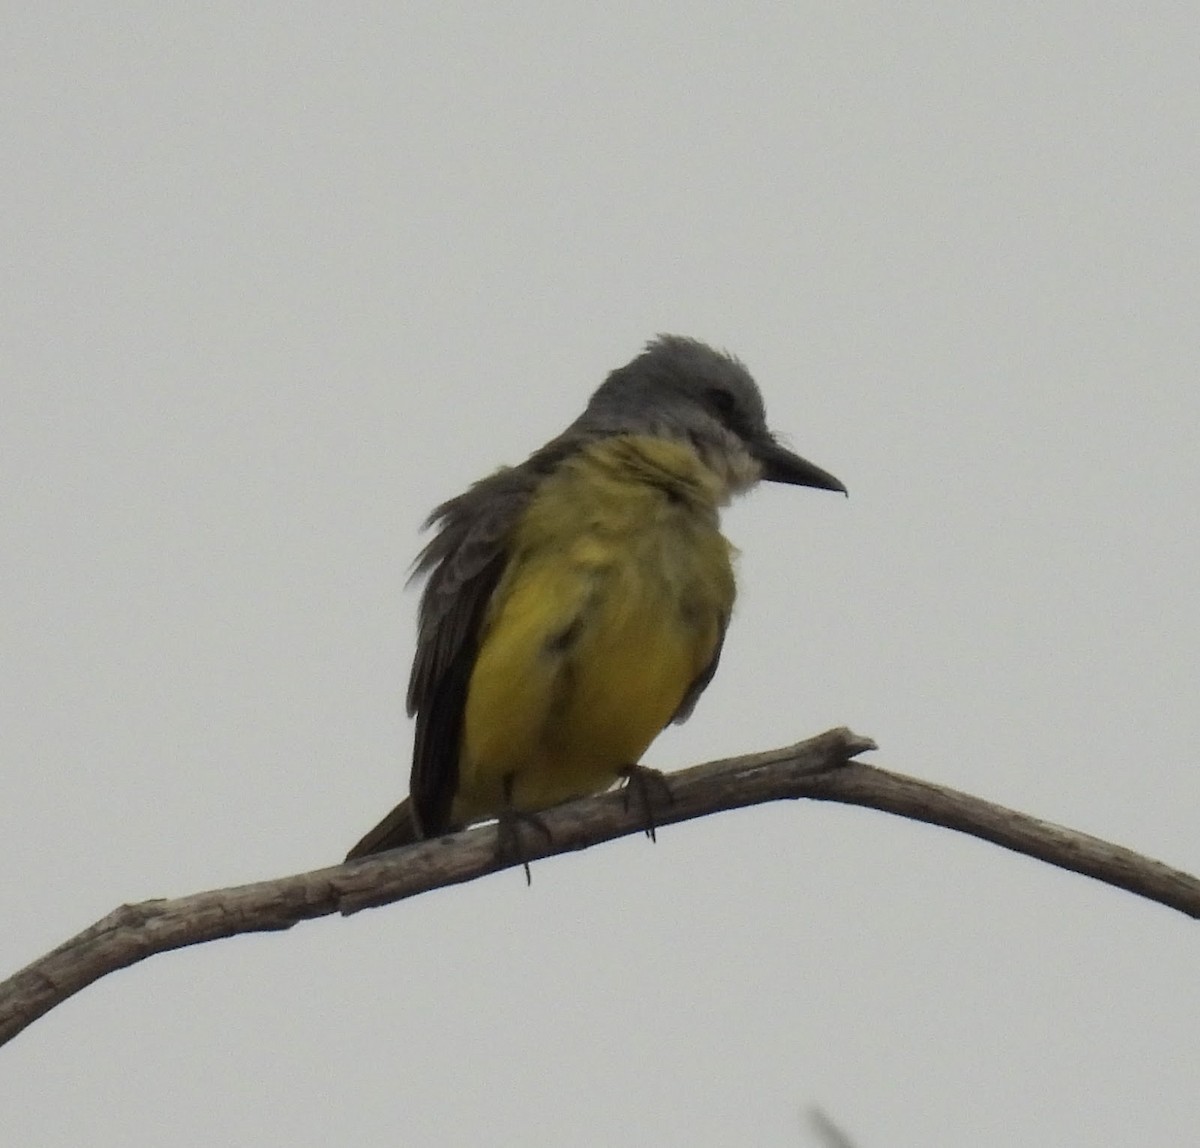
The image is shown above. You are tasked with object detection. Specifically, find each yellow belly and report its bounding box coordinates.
[452,438,734,825]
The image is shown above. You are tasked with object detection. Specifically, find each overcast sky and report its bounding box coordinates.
[3,5,1197,1145]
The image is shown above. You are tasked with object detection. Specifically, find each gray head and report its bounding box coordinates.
[567,334,846,495]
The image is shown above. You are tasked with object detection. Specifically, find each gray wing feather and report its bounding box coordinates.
[405,442,571,834]
[669,618,728,725]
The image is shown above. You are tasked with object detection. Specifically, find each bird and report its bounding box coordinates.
[345,335,845,863]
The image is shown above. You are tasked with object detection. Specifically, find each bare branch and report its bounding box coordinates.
[808,1108,861,1148]
[1,727,1195,1049]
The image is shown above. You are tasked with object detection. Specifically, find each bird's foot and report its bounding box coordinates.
[495,808,553,886]
[619,764,675,842]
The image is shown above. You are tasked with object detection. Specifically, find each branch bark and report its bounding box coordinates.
[2,727,1195,1049]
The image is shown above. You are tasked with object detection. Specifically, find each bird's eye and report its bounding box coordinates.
[705,387,738,421]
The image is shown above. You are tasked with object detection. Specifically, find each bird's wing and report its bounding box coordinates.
[405,456,556,836]
[669,614,728,725]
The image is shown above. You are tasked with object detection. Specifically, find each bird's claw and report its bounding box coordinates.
[619,764,674,842]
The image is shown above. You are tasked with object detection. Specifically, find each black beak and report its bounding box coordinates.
[756,438,846,494]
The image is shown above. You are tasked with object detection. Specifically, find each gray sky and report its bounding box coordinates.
[3,5,1197,1145]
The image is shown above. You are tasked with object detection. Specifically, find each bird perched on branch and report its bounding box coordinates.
[346,335,845,862]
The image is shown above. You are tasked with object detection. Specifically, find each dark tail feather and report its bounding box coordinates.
[345,797,421,860]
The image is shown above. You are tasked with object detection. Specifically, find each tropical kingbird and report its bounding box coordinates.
[345,335,845,861]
